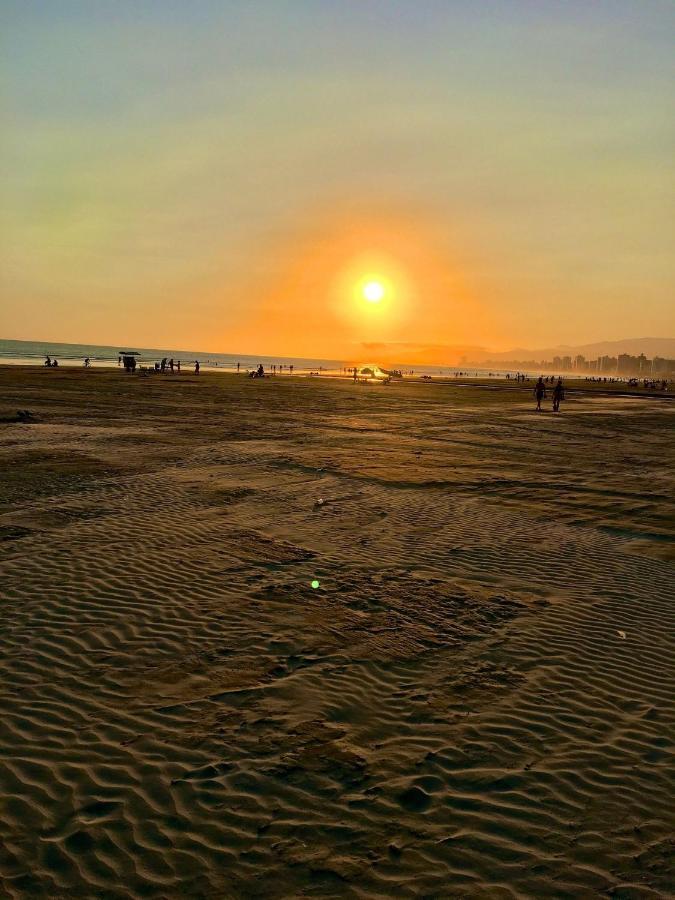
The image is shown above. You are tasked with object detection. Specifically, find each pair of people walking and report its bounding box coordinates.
[534,376,565,412]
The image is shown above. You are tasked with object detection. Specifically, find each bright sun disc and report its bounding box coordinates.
[363,281,384,302]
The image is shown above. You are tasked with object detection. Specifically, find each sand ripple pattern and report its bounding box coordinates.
[0,371,674,898]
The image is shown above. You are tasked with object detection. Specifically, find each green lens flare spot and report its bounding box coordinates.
[311,579,320,589]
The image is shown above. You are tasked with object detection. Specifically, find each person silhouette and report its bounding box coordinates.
[552,378,565,412]
[534,376,546,411]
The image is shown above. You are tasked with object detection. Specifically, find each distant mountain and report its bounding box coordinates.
[467,337,675,364]
[361,338,675,367]
[359,342,489,366]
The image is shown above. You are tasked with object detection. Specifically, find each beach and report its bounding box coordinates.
[1,365,674,898]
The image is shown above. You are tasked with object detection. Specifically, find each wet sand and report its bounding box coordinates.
[1,366,674,898]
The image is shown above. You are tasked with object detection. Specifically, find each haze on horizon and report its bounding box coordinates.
[1,1,674,361]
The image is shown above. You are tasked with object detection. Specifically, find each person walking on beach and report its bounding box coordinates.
[169,358,174,374]
[45,356,51,367]
[194,360,200,375]
[552,378,565,412]
[176,360,181,374]
[534,376,546,411]
[84,357,90,367]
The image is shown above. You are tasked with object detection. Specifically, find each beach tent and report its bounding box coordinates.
[119,352,140,373]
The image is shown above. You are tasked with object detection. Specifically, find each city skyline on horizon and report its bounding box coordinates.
[2,333,674,372]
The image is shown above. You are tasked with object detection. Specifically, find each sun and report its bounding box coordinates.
[362,280,384,303]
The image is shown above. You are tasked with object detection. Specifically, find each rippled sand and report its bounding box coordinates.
[1,367,674,898]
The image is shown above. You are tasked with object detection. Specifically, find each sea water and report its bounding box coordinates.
[0,338,346,373]
[0,337,543,378]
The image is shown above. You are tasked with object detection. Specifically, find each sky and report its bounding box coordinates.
[1,1,674,361]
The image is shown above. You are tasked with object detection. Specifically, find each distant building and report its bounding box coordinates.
[463,351,673,377]
[617,354,636,375]
[652,357,675,376]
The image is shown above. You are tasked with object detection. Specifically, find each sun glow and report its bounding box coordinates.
[362,280,384,303]
[236,211,486,357]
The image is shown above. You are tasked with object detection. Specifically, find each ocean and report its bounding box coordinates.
[0,338,348,373]
[0,337,539,378]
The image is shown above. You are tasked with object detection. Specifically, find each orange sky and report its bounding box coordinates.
[201,207,497,361]
[2,3,673,360]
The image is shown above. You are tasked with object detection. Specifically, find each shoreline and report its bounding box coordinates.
[2,361,672,401]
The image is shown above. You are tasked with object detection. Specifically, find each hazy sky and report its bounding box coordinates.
[2,1,673,359]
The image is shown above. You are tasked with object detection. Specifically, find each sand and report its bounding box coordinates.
[0,366,674,898]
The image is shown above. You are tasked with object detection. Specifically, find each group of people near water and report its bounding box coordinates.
[117,355,200,374]
[246,364,296,377]
[114,356,299,377]
[585,375,670,391]
[628,378,669,390]
[152,357,188,374]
